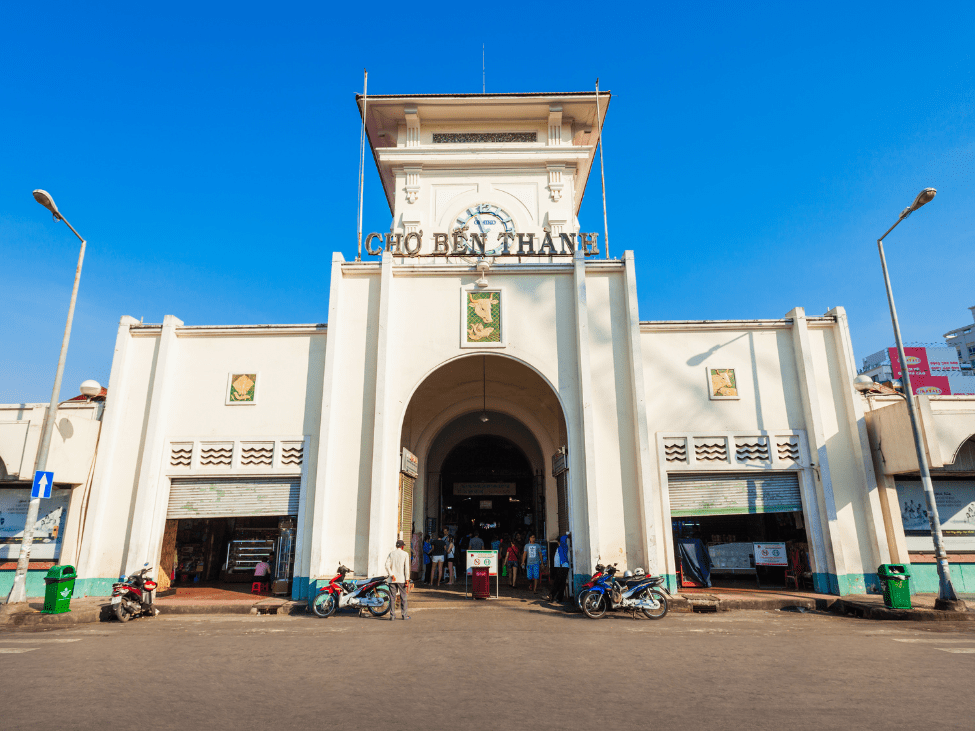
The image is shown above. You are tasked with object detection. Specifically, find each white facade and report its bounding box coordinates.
[9,91,938,599]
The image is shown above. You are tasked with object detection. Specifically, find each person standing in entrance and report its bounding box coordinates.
[548,534,570,602]
[505,540,520,588]
[445,532,456,585]
[469,532,484,550]
[385,539,411,620]
[422,535,433,583]
[522,535,542,593]
[430,532,446,586]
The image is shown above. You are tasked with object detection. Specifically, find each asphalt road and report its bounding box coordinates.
[2,605,973,730]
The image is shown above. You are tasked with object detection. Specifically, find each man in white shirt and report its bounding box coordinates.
[384,539,411,620]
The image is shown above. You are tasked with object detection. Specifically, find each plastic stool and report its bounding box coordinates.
[251,582,264,594]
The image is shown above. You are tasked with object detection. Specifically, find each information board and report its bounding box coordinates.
[0,488,69,559]
[753,542,788,566]
[466,549,498,575]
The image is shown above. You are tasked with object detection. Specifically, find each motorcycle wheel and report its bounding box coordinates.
[114,600,135,622]
[312,592,337,618]
[639,588,669,620]
[581,591,607,619]
[367,587,392,617]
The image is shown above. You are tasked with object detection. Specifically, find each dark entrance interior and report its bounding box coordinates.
[439,434,540,542]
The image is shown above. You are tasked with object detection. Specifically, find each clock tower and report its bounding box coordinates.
[358,91,609,257]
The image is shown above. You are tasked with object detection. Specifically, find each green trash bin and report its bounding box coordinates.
[877,564,912,609]
[42,565,77,614]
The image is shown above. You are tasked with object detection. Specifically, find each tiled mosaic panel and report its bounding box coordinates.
[466,292,502,343]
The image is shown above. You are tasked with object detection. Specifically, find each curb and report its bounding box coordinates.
[830,599,975,622]
[0,602,113,629]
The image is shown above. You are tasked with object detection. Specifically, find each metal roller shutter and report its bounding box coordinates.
[167,477,300,519]
[398,473,415,539]
[668,472,802,517]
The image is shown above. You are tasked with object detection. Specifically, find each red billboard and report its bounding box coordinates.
[889,347,930,379]
[909,374,952,396]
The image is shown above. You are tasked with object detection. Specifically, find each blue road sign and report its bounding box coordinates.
[32,471,54,499]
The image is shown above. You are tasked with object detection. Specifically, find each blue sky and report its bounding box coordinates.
[2,2,973,402]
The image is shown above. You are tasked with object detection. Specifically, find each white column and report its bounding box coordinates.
[788,307,846,590]
[75,316,139,583]
[572,249,600,569]
[622,252,660,573]
[367,251,395,576]
[827,306,891,566]
[122,314,182,576]
[309,253,347,585]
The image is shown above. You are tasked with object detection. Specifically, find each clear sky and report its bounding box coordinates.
[2,2,973,403]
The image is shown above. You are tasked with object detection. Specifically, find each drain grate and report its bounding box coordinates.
[691,603,718,613]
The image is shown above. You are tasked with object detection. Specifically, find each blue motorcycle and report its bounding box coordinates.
[580,565,668,620]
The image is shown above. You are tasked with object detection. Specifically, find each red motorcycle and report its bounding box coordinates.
[311,565,392,618]
[112,564,160,622]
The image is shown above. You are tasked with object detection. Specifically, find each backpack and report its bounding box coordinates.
[432,539,445,555]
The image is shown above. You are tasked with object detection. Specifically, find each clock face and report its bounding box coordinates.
[456,204,514,239]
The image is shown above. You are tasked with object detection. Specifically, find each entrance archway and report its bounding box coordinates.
[398,354,569,578]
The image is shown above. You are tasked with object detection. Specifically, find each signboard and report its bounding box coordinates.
[753,543,788,566]
[0,488,70,559]
[889,347,930,379]
[908,373,952,396]
[454,483,515,496]
[479,500,492,510]
[896,480,975,551]
[551,451,568,477]
[32,471,53,499]
[400,448,418,477]
[466,549,498,575]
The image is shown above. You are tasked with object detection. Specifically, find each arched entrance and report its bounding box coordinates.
[398,354,569,580]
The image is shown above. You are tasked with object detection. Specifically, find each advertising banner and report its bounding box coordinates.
[0,488,70,559]
[889,347,930,379]
[909,373,952,396]
[895,480,975,551]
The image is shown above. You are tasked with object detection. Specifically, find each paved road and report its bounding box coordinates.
[2,605,973,730]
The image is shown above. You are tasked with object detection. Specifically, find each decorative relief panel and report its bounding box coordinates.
[281,442,304,466]
[735,436,770,463]
[694,437,728,462]
[777,436,801,463]
[659,431,808,471]
[663,437,688,464]
[170,443,192,468]
[200,442,233,467]
[433,132,536,143]
[241,442,273,467]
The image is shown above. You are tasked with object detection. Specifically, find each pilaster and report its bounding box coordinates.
[122,314,182,576]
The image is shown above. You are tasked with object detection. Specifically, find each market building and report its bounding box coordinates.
[8,90,969,600]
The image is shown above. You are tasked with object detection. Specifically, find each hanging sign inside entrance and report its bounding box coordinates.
[454,483,515,496]
[753,543,788,566]
[466,550,499,575]
[400,448,418,477]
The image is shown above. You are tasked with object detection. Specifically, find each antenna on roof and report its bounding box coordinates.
[482,44,485,93]
[356,69,368,262]
[594,78,610,259]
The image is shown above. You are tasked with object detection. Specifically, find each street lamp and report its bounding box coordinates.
[874,187,966,611]
[5,191,88,605]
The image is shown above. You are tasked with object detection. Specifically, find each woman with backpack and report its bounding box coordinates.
[504,540,520,588]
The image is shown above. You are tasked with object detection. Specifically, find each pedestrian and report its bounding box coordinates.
[548,534,570,602]
[254,554,274,591]
[430,531,446,586]
[469,531,484,550]
[445,533,456,585]
[504,540,520,588]
[384,539,411,620]
[422,534,432,583]
[522,534,542,593]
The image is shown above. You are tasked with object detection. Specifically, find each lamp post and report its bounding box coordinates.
[875,187,965,611]
[5,191,88,605]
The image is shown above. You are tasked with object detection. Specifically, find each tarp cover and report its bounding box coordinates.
[678,538,712,588]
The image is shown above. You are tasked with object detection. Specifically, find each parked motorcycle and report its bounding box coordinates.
[112,564,160,622]
[311,565,392,618]
[575,563,611,611]
[580,565,668,620]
